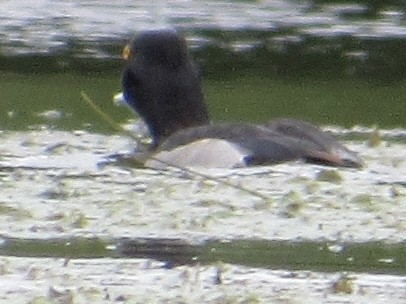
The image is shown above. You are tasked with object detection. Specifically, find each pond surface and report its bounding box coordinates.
[0,0,405,303]
[1,0,406,56]
[0,127,405,303]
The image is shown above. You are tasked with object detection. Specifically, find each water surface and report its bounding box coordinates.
[0,1,405,303]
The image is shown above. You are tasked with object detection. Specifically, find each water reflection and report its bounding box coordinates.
[1,0,405,57]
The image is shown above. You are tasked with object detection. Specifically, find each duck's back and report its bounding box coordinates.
[148,121,362,169]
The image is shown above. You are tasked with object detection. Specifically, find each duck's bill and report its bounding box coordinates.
[113,92,127,106]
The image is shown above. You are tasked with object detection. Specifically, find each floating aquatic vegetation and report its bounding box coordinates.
[315,169,343,184]
[331,274,354,294]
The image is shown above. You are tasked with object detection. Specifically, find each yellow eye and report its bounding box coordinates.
[122,44,132,60]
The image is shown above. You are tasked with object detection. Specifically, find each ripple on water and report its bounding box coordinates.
[1,0,406,57]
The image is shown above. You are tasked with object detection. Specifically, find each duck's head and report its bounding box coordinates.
[123,30,188,68]
[119,30,210,147]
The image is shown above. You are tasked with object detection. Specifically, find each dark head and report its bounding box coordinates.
[122,30,210,147]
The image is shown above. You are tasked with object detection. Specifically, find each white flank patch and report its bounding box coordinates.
[145,138,248,169]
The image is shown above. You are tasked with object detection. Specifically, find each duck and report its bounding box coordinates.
[114,30,362,169]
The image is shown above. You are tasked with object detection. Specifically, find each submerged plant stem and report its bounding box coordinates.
[80,91,139,141]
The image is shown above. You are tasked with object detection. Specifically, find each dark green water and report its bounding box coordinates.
[0,238,406,274]
[1,70,405,133]
[1,237,405,274]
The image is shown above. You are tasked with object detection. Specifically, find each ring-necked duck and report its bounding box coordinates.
[115,30,362,169]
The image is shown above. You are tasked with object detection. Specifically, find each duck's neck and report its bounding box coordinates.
[146,98,210,147]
